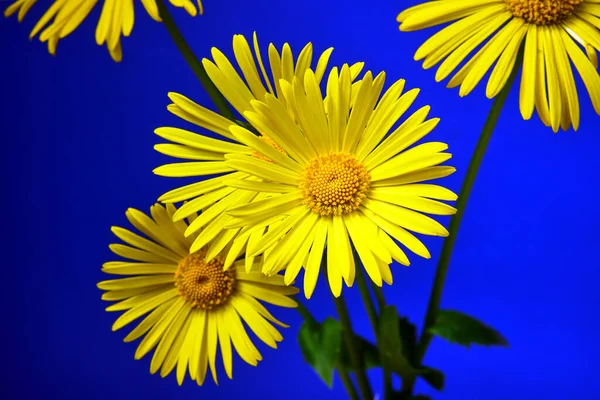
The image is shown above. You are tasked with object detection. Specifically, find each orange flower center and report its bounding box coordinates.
[300,153,370,216]
[506,0,582,25]
[174,251,236,309]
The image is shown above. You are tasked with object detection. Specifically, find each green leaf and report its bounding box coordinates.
[298,317,342,387]
[378,308,445,391]
[419,366,445,391]
[398,316,418,365]
[339,336,380,371]
[379,306,420,379]
[428,309,509,348]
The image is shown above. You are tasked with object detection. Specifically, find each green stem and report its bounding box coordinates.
[371,281,386,311]
[356,264,392,400]
[156,0,236,121]
[333,293,374,400]
[356,266,378,331]
[337,363,362,400]
[295,300,318,329]
[403,45,525,396]
[370,283,392,399]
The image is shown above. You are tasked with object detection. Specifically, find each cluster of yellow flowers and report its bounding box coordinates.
[4,0,203,61]
[100,33,458,385]
[6,0,600,389]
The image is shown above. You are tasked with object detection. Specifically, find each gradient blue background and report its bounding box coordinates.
[2,0,599,399]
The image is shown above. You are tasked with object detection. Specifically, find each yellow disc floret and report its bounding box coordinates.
[300,153,370,216]
[175,251,236,309]
[506,0,582,25]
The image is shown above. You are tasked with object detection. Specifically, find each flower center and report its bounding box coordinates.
[506,0,582,25]
[174,251,236,309]
[252,136,287,163]
[300,153,370,216]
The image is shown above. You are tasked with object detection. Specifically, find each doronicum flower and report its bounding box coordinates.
[215,68,457,298]
[153,33,364,271]
[4,0,203,61]
[397,0,600,132]
[97,203,297,385]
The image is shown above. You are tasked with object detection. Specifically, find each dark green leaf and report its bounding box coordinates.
[339,336,380,371]
[398,317,418,365]
[428,309,509,348]
[298,318,342,387]
[419,366,445,391]
[339,318,419,372]
[379,306,420,379]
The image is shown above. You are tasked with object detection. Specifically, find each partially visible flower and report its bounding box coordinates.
[219,68,457,298]
[98,203,297,385]
[153,33,364,270]
[397,0,600,132]
[4,0,203,61]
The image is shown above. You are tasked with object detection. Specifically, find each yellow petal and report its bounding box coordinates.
[303,219,328,299]
[238,282,297,307]
[343,212,382,286]
[362,198,449,237]
[225,155,300,185]
[150,301,191,374]
[153,161,233,177]
[360,208,431,259]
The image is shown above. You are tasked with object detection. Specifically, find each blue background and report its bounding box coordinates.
[2,0,599,399]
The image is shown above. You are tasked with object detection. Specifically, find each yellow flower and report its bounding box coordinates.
[397,0,600,132]
[97,203,297,385]
[4,0,203,61]
[208,66,456,298]
[153,33,364,271]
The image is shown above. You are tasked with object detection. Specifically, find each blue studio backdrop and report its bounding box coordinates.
[1,1,599,399]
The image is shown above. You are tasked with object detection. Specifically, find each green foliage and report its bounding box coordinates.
[339,335,380,371]
[378,307,446,391]
[379,306,421,379]
[428,309,509,348]
[419,366,445,391]
[397,316,418,364]
[297,306,478,393]
[298,318,343,387]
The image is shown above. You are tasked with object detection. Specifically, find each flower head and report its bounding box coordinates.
[4,0,203,61]
[153,33,364,270]
[98,203,297,385]
[216,67,456,298]
[397,0,600,132]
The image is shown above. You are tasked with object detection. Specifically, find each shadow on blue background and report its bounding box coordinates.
[1,0,599,399]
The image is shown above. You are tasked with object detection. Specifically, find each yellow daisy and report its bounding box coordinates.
[212,68,457,298]
[153,33,364,271]
[97,203,297,385]
[397,0,600,132]
[4,0,203,61]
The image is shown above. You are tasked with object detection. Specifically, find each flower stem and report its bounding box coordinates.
[295,300,318,328]
[333,293,374,400]
[337,363,362,400]
[403,45,525,395]
[356,266,378,331]
[370,283,393,399]
[371,281,385,310]
[356,262,393,400]
[156,0,235,121]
